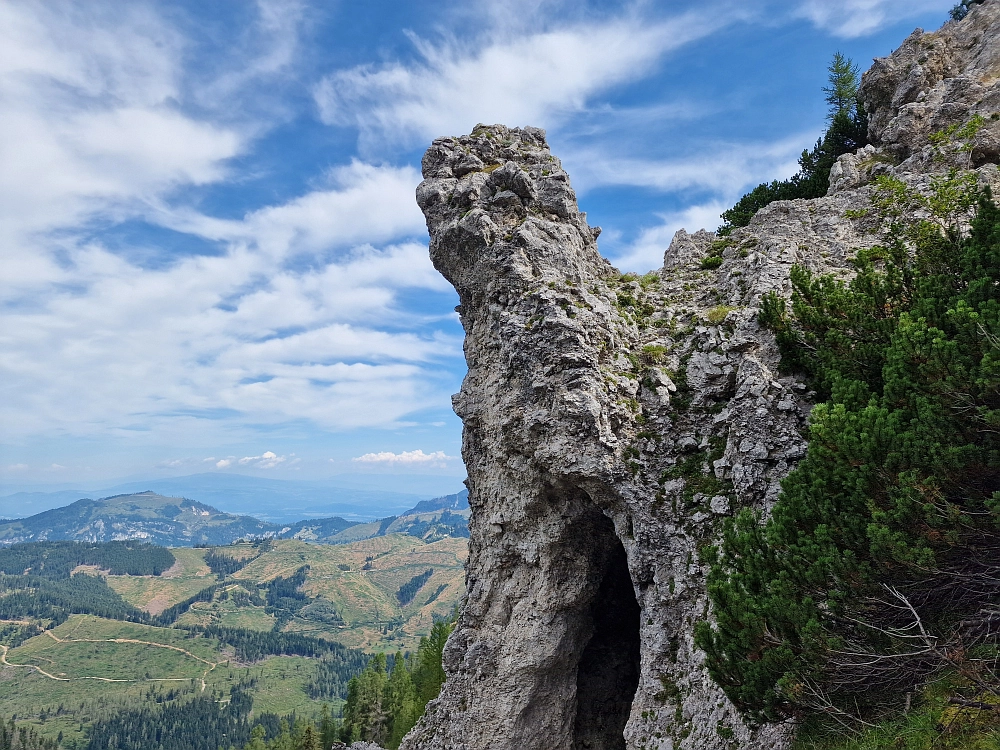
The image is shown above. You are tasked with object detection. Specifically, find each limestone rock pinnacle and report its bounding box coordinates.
[404,3,1000,748]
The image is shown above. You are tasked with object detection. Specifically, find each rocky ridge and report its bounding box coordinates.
[403,3,1000,749]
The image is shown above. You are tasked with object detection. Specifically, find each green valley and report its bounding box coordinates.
[0,498,468,749]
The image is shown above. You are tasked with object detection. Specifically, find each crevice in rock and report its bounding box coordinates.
[571,509,641,750]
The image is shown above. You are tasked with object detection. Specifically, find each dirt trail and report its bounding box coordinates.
[45,629,217,665]
[1,631,220,690]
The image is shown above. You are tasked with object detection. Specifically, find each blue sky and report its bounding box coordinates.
[0,0,957,489]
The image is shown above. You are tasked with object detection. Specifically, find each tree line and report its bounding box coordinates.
[82,684,264,750]
[194,624,366,673]
[204,550,258,579]
[0,717,58,750]
[395,570,433,606]
[0,541,175,580]
[0,573,146,626]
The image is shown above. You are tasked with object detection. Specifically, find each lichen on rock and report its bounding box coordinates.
[402,3,1000,749]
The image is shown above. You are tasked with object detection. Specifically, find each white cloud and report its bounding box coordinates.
[583,135,810,272]
[351,449,458,466]
[216,459,233,469]
[794,0,952,37]
[0,1,452,444]
[610,202,729,273]
[163,161,425,261]
[193,0,307,104]
[237,451,289,469]
[315,10,730,148]
[0,3,241,288]
[1,235,461,436]
[566,135,807,194]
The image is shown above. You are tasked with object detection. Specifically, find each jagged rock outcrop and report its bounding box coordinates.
[403,4,1000,749]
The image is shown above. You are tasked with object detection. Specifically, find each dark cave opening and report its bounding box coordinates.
[571,511,641,750]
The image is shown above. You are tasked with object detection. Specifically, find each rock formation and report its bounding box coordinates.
[404,3,1000,749]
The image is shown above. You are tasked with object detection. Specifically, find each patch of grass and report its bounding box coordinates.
[706,305,736,325]
[617,291,638,309]
[640,344,669,364]
[639,271,660,288]
[108,576,213,616]
[0,614,232,744]
[207,655,320,717]
[792,674,1000,750]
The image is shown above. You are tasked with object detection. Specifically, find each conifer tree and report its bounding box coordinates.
[720,54,867,232]
[823,52,861,119]
[319,704,337,750]
[951,0,985,20]
[385,651,419,747]
[338,616,456,748]
[299,725,320,750]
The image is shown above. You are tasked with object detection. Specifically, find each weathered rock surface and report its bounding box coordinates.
[402,4,1000,750]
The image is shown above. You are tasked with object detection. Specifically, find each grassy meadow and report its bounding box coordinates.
[0,533,467,745]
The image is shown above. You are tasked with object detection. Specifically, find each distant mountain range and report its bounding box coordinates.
[404,489,469,515]
[0,489,470,547]
[0,472,467,522]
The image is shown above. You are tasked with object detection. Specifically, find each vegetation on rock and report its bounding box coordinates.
[698,122,1000,731]
[951,0,986,21]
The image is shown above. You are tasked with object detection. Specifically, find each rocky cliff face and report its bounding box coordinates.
[404,4,1000,749]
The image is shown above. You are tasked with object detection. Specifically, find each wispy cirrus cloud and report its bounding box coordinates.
[2,237,460,438]
[162,161,425,262]
[314,10,733,149]
[0,3,457,446]
[793,0,953,37]
[0,0,464,450]
[565,134,807,194]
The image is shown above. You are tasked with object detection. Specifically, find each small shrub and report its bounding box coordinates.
[639,271,660,288]
[641,344,669,364]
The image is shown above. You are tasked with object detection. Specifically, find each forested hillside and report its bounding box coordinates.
[0,525,465,749]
